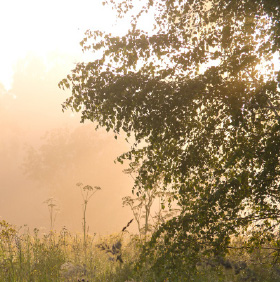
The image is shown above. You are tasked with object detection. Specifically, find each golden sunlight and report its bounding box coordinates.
[0,0,126,90]
[0,0,135,234]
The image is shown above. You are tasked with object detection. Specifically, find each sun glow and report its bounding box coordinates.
[0,0,130,91]
[255,51,280,78]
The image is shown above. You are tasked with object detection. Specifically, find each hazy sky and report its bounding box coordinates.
[0,0,152,235]
[0,0,132,90]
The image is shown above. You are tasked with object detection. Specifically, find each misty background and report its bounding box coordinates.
[0,52,136,234]
[0,0,145,234]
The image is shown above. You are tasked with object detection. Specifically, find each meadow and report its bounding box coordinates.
[1,218,280,282]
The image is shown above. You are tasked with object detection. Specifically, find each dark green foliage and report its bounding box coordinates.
[59,0,280,276]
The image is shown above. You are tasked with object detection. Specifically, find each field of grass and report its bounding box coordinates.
[1,219,280,281]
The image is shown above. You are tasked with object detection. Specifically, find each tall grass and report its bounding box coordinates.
[0,220,140,282]
[1,219,280,281]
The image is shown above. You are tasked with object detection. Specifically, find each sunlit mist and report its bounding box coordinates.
[0,0,142,234]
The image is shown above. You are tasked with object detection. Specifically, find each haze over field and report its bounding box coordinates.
[0,0,140,234]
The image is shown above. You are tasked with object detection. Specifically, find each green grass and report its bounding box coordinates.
[0,220,141,282]
[1,219,280,281]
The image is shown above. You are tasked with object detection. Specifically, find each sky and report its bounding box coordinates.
[0,0,152,235]
[0,0,126,90]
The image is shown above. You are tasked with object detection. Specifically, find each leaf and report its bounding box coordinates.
[59,0,280,269]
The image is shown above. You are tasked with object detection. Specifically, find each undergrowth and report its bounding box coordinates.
[1,219,280,281]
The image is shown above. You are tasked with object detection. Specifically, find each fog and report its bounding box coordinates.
[0,52,136,235]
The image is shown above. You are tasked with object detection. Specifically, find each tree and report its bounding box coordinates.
[59,0,280,271]
[23,124,130,232]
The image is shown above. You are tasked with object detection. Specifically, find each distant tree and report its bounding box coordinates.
[59,0,280,268]
[23,125,121,189]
